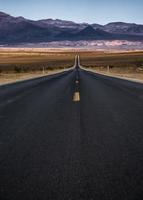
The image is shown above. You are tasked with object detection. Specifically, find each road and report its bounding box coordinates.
[0,56,143,199]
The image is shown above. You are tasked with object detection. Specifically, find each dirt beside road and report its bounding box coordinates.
[86,68,143,83]
[0,70,67,85]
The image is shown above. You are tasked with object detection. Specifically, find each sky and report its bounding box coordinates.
[0,0,143,24]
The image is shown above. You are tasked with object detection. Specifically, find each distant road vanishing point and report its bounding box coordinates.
[1,56,143,199]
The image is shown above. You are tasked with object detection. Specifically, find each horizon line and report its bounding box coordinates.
[0,10,143,26]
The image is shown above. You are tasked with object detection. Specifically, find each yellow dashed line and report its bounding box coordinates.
[73,92,80,102]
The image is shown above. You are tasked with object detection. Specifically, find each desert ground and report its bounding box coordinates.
[79,51,143,82]
[0,48,143,84]
[0,49,76,84]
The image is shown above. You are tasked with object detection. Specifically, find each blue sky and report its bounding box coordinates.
[0,0,142,24]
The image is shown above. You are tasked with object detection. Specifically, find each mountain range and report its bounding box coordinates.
[0,11,143,44]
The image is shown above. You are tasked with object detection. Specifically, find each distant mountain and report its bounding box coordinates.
[103,22,143,35]
[56,25,143,41]
[37,19,88,31]
[0,11,27,30]
[0,11,143,44]
[0,23,53,44]
[0,12,54,43]
[91,23,104,30]
[55,26,113,40]
[77,26,112,39]
[78,25,99,36]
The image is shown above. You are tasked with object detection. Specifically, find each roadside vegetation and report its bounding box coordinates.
[0,50,75,73]
[80,51,143,81]
[0,49,75,84]
[1,49,143,84]
[80,51,143,73]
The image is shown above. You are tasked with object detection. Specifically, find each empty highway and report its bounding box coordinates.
[0,56,143,200]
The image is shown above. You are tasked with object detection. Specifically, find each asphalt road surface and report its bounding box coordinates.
[1,57,143,200]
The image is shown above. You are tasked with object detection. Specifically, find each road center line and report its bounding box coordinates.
[73,79,80,102]
[73,91,80,102]
[73,55,80,102]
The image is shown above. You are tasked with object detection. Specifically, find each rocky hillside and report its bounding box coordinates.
[0,11,143,44]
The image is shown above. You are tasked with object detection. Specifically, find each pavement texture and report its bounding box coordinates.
[1,59,143,199]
